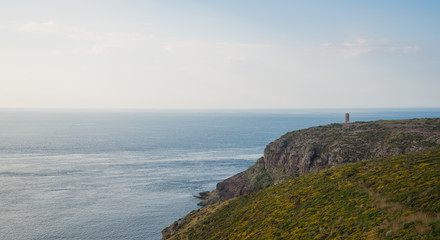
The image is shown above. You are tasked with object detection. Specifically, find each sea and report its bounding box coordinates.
[1,109,440,240]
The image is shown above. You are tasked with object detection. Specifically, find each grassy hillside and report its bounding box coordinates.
[199,118,440,206]
[163,149,440,239]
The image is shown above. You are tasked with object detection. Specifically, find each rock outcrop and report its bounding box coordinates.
[199,118,440,205]
[164,149,440,239]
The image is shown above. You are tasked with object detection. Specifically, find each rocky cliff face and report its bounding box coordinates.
[164,149,440,239]
[199,118,440,205]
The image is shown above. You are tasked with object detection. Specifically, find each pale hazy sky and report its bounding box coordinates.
[1,1,439,109]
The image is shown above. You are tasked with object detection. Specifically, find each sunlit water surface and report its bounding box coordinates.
[1,109,439,239]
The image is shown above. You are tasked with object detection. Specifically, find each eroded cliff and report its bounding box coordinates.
[164,149,440,239]
[199,118,440,205]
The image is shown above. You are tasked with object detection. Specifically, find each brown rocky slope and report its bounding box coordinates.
[198,118,440,206]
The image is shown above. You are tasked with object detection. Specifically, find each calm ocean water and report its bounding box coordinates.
[1,109,440,240]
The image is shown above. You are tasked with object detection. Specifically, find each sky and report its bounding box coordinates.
[1,0,439,109]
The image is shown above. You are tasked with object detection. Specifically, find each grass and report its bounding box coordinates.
[262,118,440,187]
[166,149,440,239]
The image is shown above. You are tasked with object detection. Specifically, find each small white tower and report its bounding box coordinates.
[344,113,350,123]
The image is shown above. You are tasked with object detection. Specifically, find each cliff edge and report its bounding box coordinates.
[199,118,440,205]
[164,149,440,239]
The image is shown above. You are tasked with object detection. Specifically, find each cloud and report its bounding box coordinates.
[13,21,274,64]
[14,21,276,59]
[223,56,247,62]
[320,37,421,58]
[341,38,372,57]
[319,42,332,48]
[19,21,56,34]
[18,21,102,41]
[388,45,421,52]
[15,21,153,56]
[320,37,373,57]
[343,38,369,47]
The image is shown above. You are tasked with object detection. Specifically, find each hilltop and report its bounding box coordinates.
[162,118,440,239]
[163,149,440,239]
[199,118,440,205]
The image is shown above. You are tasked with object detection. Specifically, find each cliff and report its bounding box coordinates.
[199,118,440,205]
[163,149,440,239]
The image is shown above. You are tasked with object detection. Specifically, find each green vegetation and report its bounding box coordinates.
[245,157,274,190]
[262,118,440,187]
[165,149,440,239]
[198,118,440,207]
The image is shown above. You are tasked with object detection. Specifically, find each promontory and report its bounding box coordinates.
[163,118,440,239]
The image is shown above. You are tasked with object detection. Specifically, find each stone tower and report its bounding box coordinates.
[345,113,350,123]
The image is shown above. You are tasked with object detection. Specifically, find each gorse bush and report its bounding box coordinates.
[167,149,440,240]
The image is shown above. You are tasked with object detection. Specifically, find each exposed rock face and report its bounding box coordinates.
[199,118,440,205]
[199,156,270,205]
[161,216,189,240]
